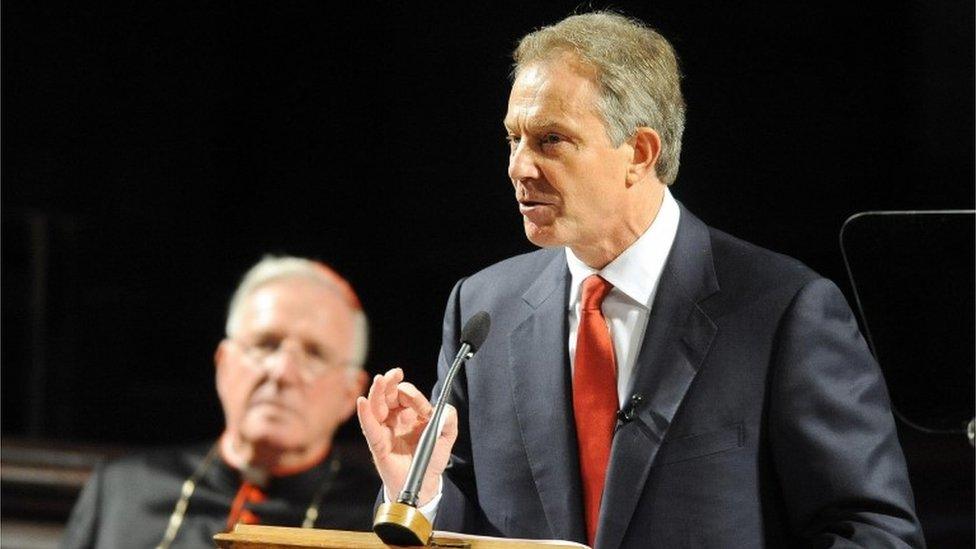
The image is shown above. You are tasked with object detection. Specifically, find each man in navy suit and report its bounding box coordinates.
[358,11,923,548]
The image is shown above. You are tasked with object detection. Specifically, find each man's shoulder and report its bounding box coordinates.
[710,225,818,280]
[458,247,562,299]
[471,247,561,279]
[97,442,210,485]
[702,221,827,308]
[333,441,381,484]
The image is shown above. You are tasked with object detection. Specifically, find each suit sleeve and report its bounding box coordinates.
[769,277,924,548]
[428,278,503,536]
[59,463,103,549]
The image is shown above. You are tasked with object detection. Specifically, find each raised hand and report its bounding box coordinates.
[357,367,458,506]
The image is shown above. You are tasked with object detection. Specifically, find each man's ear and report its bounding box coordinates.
[214,339,231,390]
[346,368,368,402]
[626,126,662,185]
[215,340,228,368]
[352,368,368,396]
[341,368,369,419]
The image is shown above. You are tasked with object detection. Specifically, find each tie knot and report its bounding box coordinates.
[580,275,613,311]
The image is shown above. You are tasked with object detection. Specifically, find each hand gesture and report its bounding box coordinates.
[357,367,458,506]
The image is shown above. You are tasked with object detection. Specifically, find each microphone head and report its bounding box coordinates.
[460,311,491,353]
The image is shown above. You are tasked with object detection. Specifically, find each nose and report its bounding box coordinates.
[265,339,305,383]
[508,139,540,184]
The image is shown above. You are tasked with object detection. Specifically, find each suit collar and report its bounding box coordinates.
[509,250,587,543]
[521,248,568,309]
[658,203,720,304]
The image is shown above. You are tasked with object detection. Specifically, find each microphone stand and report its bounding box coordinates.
[372,342,474,546]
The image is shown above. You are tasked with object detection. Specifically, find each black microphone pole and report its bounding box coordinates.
[373,311,491,547]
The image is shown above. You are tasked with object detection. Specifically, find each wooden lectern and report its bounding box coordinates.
[214,524,588,549]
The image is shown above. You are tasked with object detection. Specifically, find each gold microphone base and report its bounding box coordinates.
[373,501,433,546]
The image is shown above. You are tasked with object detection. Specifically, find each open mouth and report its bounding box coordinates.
[518,198,554,210]
[518,200,556,221]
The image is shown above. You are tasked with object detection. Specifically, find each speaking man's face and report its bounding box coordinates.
[215,277,364,457]
[504,53,636,256]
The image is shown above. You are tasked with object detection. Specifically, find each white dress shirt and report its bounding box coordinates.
[407,188,681,520]
[565,188,680,407]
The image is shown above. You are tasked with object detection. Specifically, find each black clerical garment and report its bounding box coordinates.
[61,442,379,548]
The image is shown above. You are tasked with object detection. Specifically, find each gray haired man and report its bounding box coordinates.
[359,12,923,548]
[64,256,378,548]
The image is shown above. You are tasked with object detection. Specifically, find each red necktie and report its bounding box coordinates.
[573,275,619,546]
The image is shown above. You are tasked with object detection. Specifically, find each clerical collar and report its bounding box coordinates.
[218,432,329,486]
[157,441,341,549]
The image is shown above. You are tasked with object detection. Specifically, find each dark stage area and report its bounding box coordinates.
[3,1,973,546]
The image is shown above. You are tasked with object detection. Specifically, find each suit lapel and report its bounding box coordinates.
[596,207,720,549]
[507,250,587,544]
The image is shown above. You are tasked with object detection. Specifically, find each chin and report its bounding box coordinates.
[248,430,307,452]
[243,419,305,449]
[524,223,564,249]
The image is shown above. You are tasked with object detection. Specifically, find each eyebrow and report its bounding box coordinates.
[503,117,574,135]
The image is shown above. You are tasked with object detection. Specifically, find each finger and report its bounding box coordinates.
[365,373,382,401]
[396,382,434,421]
[366,374,389,421]
[382,367,404,409]
[356,396,387,452]
[439,404,459,442]
[381,366,403,382]
[357,397,402,487]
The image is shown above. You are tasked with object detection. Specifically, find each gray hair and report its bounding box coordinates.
[225,255,369,369]
[514,11,686,185]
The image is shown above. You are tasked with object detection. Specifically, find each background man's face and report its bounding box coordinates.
[504,54,634,252]
[215,277,363,455]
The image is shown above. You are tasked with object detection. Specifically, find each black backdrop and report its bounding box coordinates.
[3,2,973,446]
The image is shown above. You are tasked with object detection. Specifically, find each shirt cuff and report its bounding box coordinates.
[382,476,443,524]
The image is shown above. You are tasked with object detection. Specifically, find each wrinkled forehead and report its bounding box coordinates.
[505,56,603,132]
[238,278,355,343]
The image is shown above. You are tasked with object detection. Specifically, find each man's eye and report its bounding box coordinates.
[305,344,325,360]
[255,337,279,351]
[541,133,562,145]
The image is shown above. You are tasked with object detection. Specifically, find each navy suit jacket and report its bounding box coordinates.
[430,205,923,548]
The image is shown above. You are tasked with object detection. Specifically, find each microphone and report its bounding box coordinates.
[397,311,489,506]
[617,393,644,423]
[373,311,491,546]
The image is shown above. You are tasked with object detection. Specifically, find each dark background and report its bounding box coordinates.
[2,0,973,543]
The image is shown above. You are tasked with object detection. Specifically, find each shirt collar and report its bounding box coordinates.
[566,188,680,309]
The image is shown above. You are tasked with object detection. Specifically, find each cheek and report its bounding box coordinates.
[309,384,354,423]
[571,172,618,213]
[217,367,262,420]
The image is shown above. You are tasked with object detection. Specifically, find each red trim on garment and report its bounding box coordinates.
[225,482,267,530]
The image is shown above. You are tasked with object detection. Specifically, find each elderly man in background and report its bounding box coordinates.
[63,256,377,548]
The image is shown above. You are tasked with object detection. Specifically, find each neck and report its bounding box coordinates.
[572,185,665,269]
[219,431,331,478]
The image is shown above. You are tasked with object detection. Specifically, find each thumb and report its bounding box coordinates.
[438,404,459,444]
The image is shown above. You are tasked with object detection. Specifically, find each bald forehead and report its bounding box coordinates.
[246,276,348,310]
[239,278,355,336]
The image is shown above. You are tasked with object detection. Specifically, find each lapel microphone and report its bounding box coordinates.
[373,311,491,547]
[617,393,644,423]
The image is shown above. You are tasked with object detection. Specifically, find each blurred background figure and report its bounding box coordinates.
[60,256,377,548]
